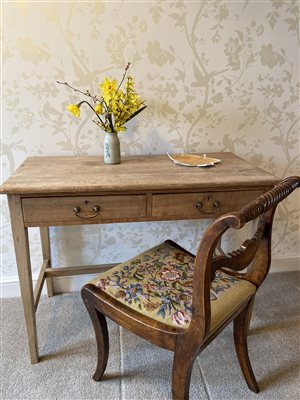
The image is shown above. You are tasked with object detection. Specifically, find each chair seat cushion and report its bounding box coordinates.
[89,241,256,332]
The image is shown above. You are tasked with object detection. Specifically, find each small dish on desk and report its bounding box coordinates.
[167,153,221,167]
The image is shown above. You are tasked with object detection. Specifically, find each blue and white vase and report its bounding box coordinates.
[104,131,121,164]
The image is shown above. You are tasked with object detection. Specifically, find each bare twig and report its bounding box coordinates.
[56,80,102,103]
[116,61,131,93]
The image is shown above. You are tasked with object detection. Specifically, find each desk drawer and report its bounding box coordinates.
[152,191,263,219]
[22,195,146,225]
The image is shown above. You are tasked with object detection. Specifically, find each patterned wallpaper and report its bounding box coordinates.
[2,1,299,280]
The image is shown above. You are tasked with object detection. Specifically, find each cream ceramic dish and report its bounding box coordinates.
[167,153,221,167]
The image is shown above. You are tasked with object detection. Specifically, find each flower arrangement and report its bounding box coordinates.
[57,63,147,134]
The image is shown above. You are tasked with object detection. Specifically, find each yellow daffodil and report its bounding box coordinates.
[99,77,118,104]
[66,104,80,118]
[95,103,103,114]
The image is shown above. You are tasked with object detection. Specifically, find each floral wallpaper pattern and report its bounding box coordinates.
[1,1,299,280]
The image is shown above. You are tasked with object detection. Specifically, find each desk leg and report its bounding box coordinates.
[40,227,54,297]
[8,195,39,364]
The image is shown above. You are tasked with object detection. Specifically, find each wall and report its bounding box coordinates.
[1,1,299,294]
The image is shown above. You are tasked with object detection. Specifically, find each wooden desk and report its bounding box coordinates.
[0,153,278,363]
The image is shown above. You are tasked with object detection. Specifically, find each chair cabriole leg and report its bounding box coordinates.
[81,287,109,381]
[233,297,260,393]
[172,346,197,400]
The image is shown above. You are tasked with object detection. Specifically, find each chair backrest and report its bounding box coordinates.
[188,176,300,342]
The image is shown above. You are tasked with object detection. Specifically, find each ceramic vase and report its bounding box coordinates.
[104,131,121,164]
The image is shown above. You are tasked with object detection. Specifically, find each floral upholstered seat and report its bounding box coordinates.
[90,241,256,333]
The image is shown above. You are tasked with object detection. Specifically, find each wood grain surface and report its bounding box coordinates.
[0,153,278,195]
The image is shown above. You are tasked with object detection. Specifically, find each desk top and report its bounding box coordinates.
[0,153,278,195]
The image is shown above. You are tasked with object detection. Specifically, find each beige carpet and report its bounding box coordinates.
[1,271,299,400]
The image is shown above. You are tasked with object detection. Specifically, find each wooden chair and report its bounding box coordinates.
[81,176,299,400]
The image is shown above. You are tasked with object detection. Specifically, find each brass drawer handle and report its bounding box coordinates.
[195,201,203,210]
[195,200,220,213]
[213,200,220,209]
[72,205,101,219]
